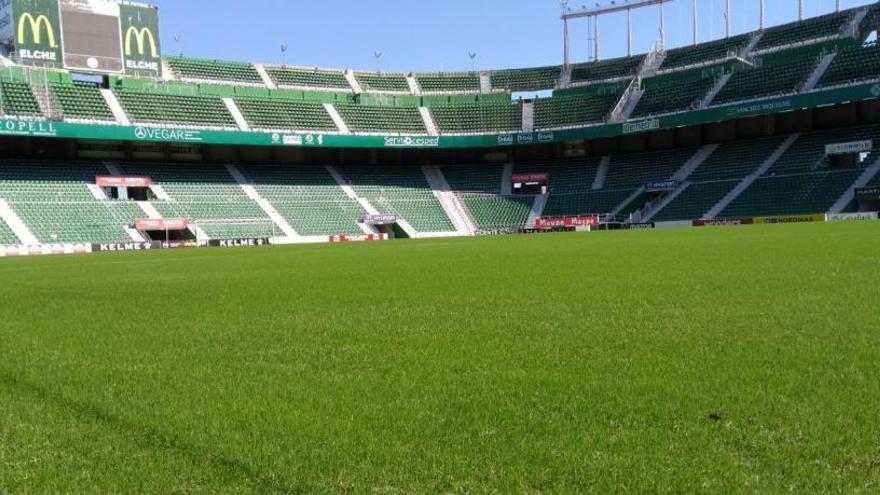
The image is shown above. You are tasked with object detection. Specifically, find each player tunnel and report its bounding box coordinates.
[135,218,195,242]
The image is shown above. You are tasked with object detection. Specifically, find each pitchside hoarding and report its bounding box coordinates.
[3,0,160,76]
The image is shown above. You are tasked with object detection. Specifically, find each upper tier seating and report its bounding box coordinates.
[432,103,522,134]
[240,165,366,236]
[490,67,560,92]
[661,34,750,69]
[50,81,114,121]
[416,73,480,93]
[534,89,620,129]
[235,97,337,131]
[632,68,719,117]
[0,81,42,117]
[115,89,236,128]
[860,4,880,36]
[0,217,18,245]
[817,41,880,88]
[336,166,454,232]
[335,104,426,134]
[755,11,849,51]
[166,57,263,85]
[356,72,410,92]
[0,162,136,243]
[267,67,350,90]
[118,163,273,240]
[711,50,821,105]
[570,56,643,83]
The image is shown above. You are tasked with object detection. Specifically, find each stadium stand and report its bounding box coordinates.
[569,56,644,83]
[0,217,18,245]
[0,81,42,117]
[115,89,236,128]
[442,164,533,230]
[660,34,750,69]
[165,57,264,85]
[235,96,338,132]
[50,81,114,121]
[239,165,366,236]
[416,73,481,93]
[117,163,273,239]
[335,104,427,134]
[267,67,351,91]
[817,41,880,88]
[710,47,825,105]
[719,170,862,218]
[355,72,411,92]
[490,66,560,92]
[534,87,621,129]
[651,180,742,222]
[432,102,523,134]
[631,67,720,117]
[336,166,455,232]
[0,162,135,243]
[754,10,850,51]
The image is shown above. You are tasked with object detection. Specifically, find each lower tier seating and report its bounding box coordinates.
[460,195,533,230]
[442,164,504,194]
[651,180,740,222]
[720,170,862,218]
[0,161,135,243]
[336,166,454,232]
[118,163,272,240]
[0,217,20,245]
[543,189,636,217]
[240,165,365,236]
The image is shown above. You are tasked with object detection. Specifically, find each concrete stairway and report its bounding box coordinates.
[225,164,300,239]
[422,166,475,235]
[323,104,351,134]
[0,199,38,245]
[254,64,277,89]
[100,89,131,126]
[223,98,251,131]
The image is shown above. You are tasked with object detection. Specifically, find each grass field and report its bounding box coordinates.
[1,222,879,493]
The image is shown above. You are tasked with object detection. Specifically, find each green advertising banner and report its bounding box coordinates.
[12,0,62,68]
[0,82,876,150]
[119,3,161,78]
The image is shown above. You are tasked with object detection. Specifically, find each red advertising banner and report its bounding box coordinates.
[534,216,599,229]
[692,218,754,227]
[96,176,153,187]
[511,173,549,184]
[135,218,189,231]
[328,234,388,243]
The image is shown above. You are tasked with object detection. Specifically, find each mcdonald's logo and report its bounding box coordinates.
[16,13,55,47]
[125,26,157,58]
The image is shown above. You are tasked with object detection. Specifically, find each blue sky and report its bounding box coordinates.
[150,0,877,72]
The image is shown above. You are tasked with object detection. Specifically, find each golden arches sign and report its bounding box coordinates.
[124,26,157,58]
[16,13,55,47]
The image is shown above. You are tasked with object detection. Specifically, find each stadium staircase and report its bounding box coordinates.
[501,164,514,195]
[253,64,277,89]
[344,71,364,94]
[829,155,880,213]
[223,98,251,131]
[592,157,610,190]
[325,165,403,236]
[608,78,643,124]
[421,166,476,235]
[99,89,131,126]
[224,164,300,240]
[522,101,535,133]
[0,199,37,245]
[706,134,800,218]
[323,104,351,134]
[638,144,719,222]
[30,81,62,121]
[700,73,732,108]
[525,194,548,228]
[479,74,492,94]
[406,75,421,94]
[441,164,532,231]
[418,107,440,136]
[803,52,838,91]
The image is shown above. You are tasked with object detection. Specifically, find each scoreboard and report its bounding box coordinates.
[0,0,161,77]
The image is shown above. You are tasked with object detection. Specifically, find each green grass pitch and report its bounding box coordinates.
[1,222,878,493]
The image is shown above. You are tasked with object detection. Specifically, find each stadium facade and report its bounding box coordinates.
[0,0,879,255]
